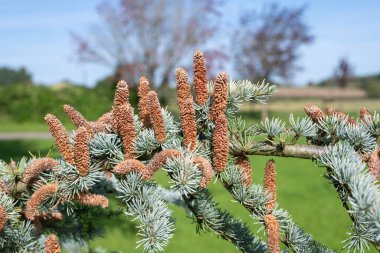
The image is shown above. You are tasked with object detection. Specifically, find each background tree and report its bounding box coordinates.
[0,67,32,86]
[233,4,313,83]
[72,0,224,88]
[334,57,353,89]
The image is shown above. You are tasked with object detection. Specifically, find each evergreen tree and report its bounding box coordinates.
[0,51,379,253]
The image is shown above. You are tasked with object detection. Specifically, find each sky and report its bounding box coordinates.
[0,0,379,86]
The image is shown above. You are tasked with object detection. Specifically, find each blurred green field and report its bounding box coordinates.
[0,110,376,252]
[0,118,75,132]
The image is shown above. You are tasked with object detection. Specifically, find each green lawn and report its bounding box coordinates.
[0,118,75,132]
[0,110,376,253]
[88,156,357,253]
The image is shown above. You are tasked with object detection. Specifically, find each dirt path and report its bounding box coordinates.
[0,132,52,140]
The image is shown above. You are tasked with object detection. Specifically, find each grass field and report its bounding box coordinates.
[0,110,377,252]
[0,117,75,132]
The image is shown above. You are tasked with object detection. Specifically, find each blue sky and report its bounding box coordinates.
[0,0,379,86]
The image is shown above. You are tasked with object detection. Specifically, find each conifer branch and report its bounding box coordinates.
[232,143,325,159]
[2,51,379,253]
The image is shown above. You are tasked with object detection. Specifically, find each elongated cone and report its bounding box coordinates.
[0,205,6,231]
[113,80,129,107]
[74,127,90,176]
[234,155,252,186]
[367,148,380,182]
[176,68,192,110]
[193,156,213,188]
[148,91,167,143]
[212,113,229,172]
[75,193,109,208]
[89,111,113,133]
[304,104,325,123]
[112,80,131,132]
[97,111,113,126]
[180,98,197,150]
[45,234,61,253]
[326,106,356,125]
[45,114,75,164]
[23,158,58,184]
[63,104,88,128]
[138,77,151,127]
[113,104,136,159]
[145,149,182,178]
[264,159,276,211]
[360,108,372,123]
[193,50,208,105]
[25,184,58,220]
[265,214,281,253]
[113,159,147,178]
[209,72,228,121]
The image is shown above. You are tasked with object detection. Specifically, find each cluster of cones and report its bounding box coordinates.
[0,50,235,253]
[0,50,297,253]
[304,104,380,181]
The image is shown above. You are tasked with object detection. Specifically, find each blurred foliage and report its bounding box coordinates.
[318,72,380,98]
[0,67,32,86]
[0,82,114,122]
[356,74,380,98]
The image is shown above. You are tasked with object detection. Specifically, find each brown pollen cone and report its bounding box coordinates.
[148,91,167,143]
[113,80,129,107]
[138,76,151,127]
[193,50,208,105]
[75,193,109,208]
[45,234,61,253]
[145,149,182,179]
[176,68,192,110]
[90,122,107,134]
[326,106,357,125]
[180,98,197,151]
[23,158,58,185]
[44,114,75,164]
[74,127,90,176]
[264,159,276,212]
[212,113,229,172]
[88,111,114,133]
[113,159,147,178]
[63,104,88,128]
[265,214,281,253]
[209,72,228,121]
[359,108,372,122]
[113,104,136,159]
[112,80,131,132]
[97,111,113,126]
[304,104,325,123]
[25,183,58,220]
[0,205,6,231]
[193,156,213,188]
[366,148,380,182]
[234,155,252,186]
